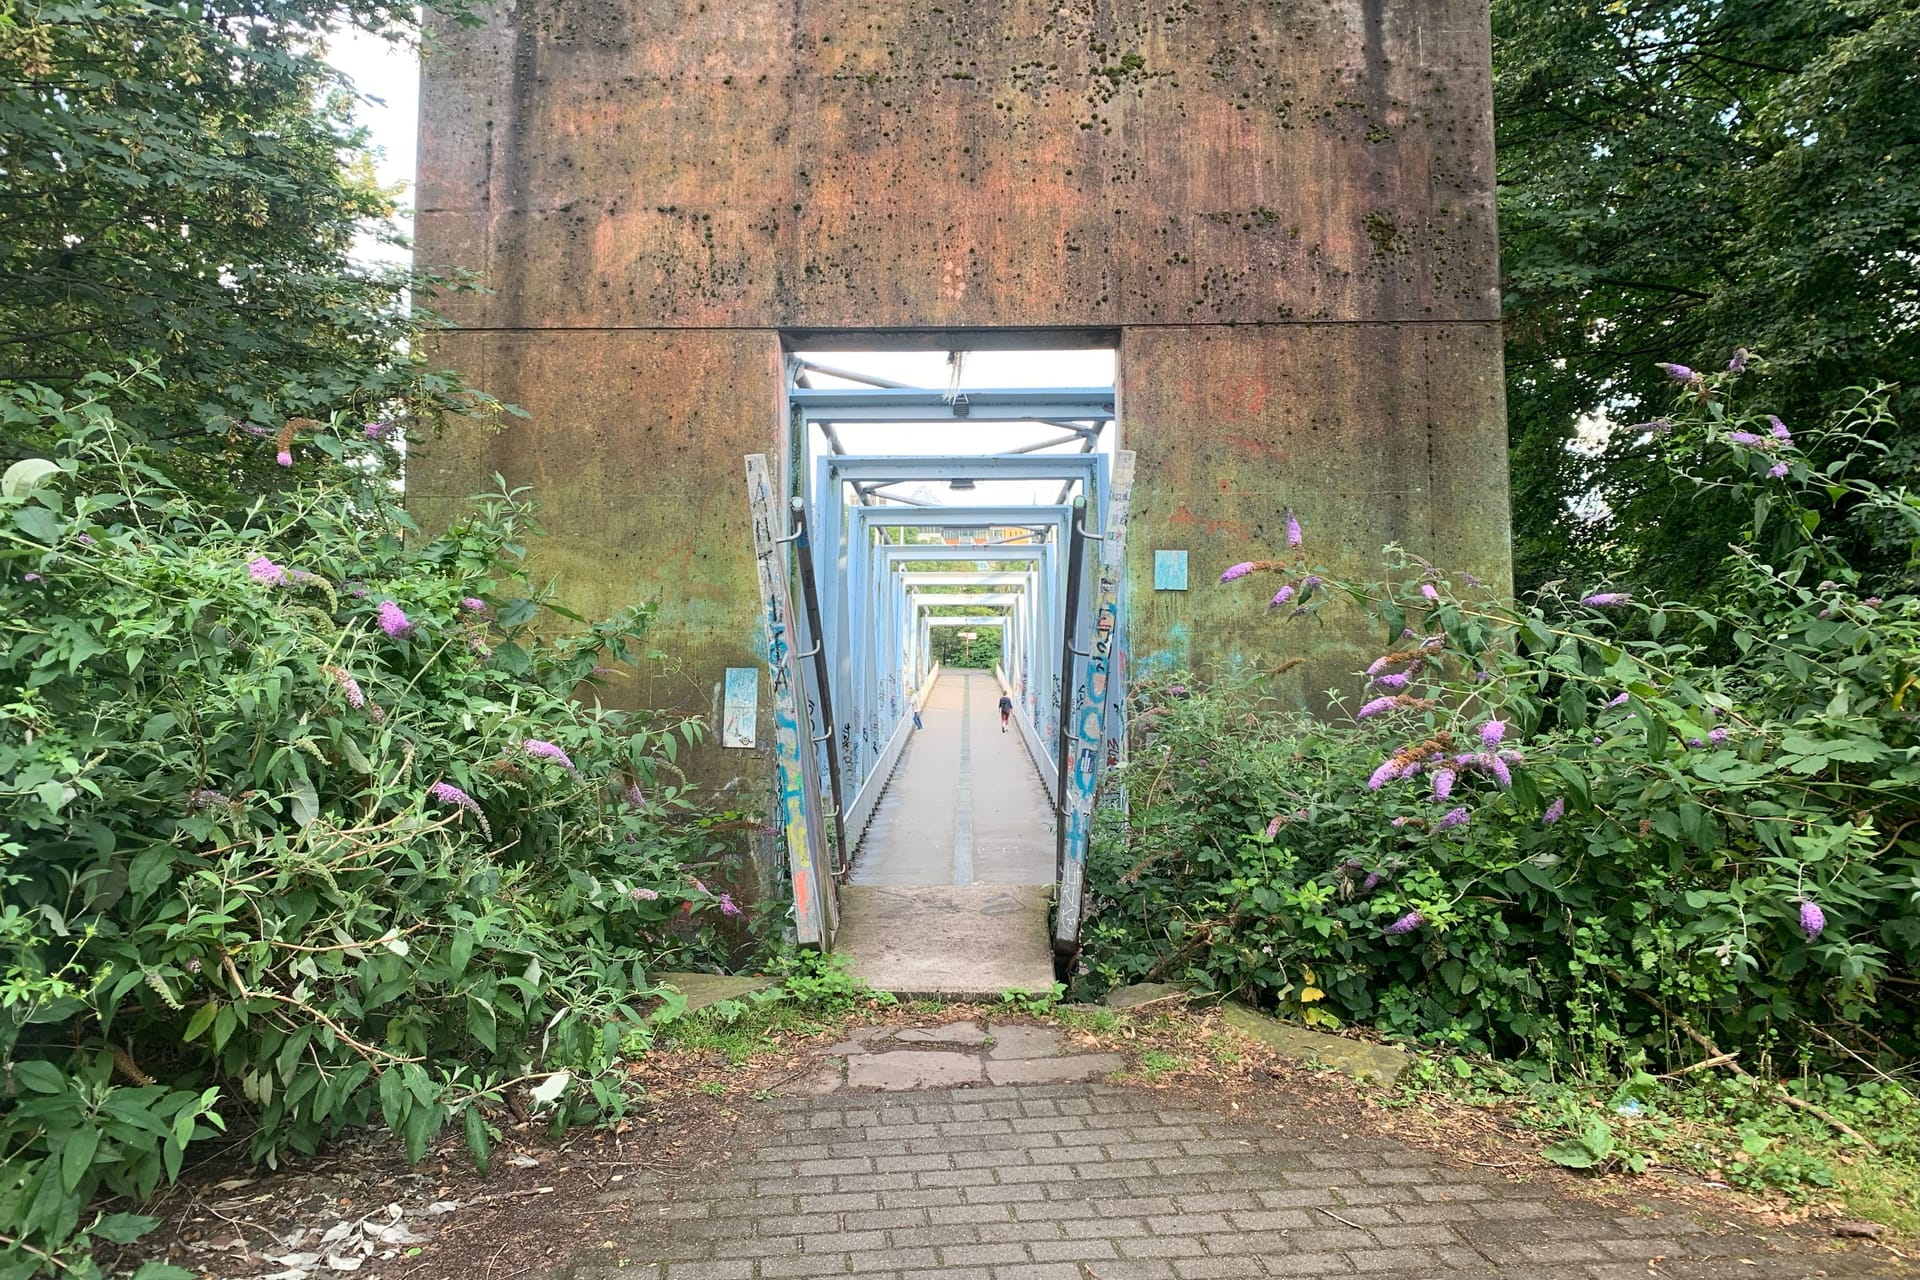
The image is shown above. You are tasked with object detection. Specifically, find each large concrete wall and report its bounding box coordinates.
[410,0,1509,753]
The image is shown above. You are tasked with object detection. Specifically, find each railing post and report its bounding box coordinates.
[790,498,850,879]
[1053,496,1089,884]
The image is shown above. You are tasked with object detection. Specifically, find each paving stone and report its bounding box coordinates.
[845,1050,986,1090]
[985,1052,1126,1084]
[986,1023,1068,1059]
[517,1079,1903,1280]
[897,1021,990,1045]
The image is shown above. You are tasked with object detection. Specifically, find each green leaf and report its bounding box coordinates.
[11,1059,67,1094]
[60,1126,100,1192]
[182,1002,219,1043]
[130,1262,197,1280]
[1540,1137,1602,1169]
[11,501,62,545]
[288,780,320,828]
[463,1106,492,1174]
[92,1212,162,1244]
[2,457,63,498]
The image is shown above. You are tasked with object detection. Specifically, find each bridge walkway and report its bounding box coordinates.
[835,669,1059,996]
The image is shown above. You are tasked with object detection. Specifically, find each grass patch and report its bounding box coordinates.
[1393,1053,1920,1239]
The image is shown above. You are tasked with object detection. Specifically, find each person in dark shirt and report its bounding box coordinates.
[998,693,1014,733]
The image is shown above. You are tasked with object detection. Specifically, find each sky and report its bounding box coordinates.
[328,28,418,264]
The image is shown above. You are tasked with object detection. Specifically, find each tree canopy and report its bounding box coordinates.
[1495,0,1920,595]
[0,0,494,491]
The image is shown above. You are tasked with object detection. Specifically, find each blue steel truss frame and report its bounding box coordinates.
[779,383,1127,950]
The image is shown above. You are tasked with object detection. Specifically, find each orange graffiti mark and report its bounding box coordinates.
[1166,503,1251,541]
[1218,434,1288,462]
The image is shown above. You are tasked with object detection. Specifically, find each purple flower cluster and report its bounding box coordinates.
[1607,691,1630,708]
[625,782,647,808]
[187,788,233,811]
[1373,671,1409,691]
[1367,760,1403,791]
[461,596,488,613]
[1386,911,1425,935]
[1356,696,1398,719]
[1265,814,1286,838]
[1542,797,1566,825]
[1479,720,1506,748]
[1799,900,1825,941]
[1582,592,1631,608]
[326,666,366,709]
[364,421,393,440]
[1431,767,1456,801]
[1657,362,1699,383]
[1726,430,1765,446]
[428,780,481,815]
[377,601,413,638]
[1768,415,1792,444]
[1285,509,1303,549]
[1220,561,1256,583]
[1728,349,1749,373]
[275,449,293,468]
[1269,584,1295,608]
[523,739,576,770]
[1420,583,1439,602]
[248,556,287,586]
[629,886,659,901]
[1769,462,1789,479]
[1709,727,1729,745]
[717,893,743,917]
[1436,806,1470,830]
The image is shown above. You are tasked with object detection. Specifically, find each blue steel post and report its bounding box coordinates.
[1052,497,1089,886]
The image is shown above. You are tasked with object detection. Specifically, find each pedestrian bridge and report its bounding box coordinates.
[744,352,1133,989]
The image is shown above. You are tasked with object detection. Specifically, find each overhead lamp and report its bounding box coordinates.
[949,477,976,491]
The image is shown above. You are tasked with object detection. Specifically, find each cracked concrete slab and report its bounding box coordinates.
[844,1049,985,1091]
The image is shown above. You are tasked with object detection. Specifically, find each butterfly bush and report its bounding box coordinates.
[0,382,734,1265]
[1082,373,1920,1081]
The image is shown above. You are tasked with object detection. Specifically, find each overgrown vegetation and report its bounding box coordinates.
[1496,0,1920,596]
[0,0,504,499]
[1081,369,1920,1214]
[0,379,750,1277]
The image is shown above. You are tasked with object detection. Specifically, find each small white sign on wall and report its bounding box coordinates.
[722,666,758,748]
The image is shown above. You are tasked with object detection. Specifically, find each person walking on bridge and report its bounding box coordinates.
[998,692,1014,733]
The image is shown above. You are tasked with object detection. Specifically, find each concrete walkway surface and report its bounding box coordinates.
[854,669,1056,888]
[840,670,1058,997]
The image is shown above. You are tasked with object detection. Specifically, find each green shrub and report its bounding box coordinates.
[1083,373,1920,1080]
[1,376,731,1274]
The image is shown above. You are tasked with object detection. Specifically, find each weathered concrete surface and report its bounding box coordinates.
[1123,321,1511,698]
[835,885,1056,998]
[654,972,777,1014]
[417,0,1498,331]
[412,0,1511,764]
[1104,981,1192,1010]
[407,328,785,817]
[1224,1001,1413,1083]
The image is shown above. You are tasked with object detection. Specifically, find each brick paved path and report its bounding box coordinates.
[557,1082,1907,1280]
